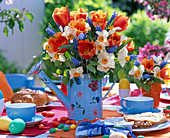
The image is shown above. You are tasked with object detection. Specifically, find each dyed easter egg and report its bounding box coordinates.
[119,78,130,99]
[0,116,12,131]
[9,119,25,134]
[119,78,130,89]
[58,123,64,129]
[109,132,127,138]
[49,128,57,133]
[63,126,70,131]
[70,124,76,130]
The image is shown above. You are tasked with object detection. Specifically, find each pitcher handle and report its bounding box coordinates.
[120,98,127,111]
[102,75,117,100]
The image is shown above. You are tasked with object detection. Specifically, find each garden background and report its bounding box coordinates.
[0,0,169,81]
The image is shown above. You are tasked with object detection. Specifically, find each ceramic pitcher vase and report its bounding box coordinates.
[140,83,162,108]
[68,75,102,120]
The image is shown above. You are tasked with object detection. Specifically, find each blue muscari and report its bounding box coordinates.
[160,60,168,69]
[96,25,102,32]
[46,25,56,36]
[73,37,78,51]
[142,74,152,80]
[130,55,138,60]
[107,45,117,53]
[134,60,140,66]
[87,17,93,28]
[71,56,81,66]
[105,11,117,29]
[78,33,87,40]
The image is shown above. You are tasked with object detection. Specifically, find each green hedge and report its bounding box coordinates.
[124,10,170,54]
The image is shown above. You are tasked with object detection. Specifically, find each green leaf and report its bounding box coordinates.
[76,102,79,106]
[116,38,133,53]
[70,79,74,87]
[3,27,8,36]
[87,64,96,74]
[42,53,50,60]
[41,37,47,47]
[90,60,99,66]
[25,12,34,22]
[142,84,150,92]
[133,78,143,89]
[152,78,163,83]
[118,69,126,80]
[65,51,71,59]
[82,109,85,115]
[8,18,15,29]
[58,45,73,49]
[9,9,20,12]
[17,20,24,32]
[62,76,70,85]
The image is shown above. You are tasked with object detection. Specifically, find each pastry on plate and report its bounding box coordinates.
[123,112,168,128]
[11,89,51,106]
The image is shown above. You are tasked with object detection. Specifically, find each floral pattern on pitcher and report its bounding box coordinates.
[88,80,99,91]
[77,91,83,98]
[93,109,98,116]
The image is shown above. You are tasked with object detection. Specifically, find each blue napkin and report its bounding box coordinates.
[75,118,136,138]
[0,90,3,100]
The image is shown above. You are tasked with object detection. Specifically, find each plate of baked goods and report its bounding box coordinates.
[104,112,170,132]
[5,89,62,109]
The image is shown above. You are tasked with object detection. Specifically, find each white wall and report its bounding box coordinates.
[0,0,45,69]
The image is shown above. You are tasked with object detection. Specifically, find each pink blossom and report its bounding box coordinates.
[137,0,144,4]
[143,1,149,6]
[159,1,168,7]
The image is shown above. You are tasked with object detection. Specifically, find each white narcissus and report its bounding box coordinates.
[118,48,129,67]
[48,52,66,62]
[153,55,162,65]
[108,27,122,35]
[43,42,53,53]
[62,26,76,43]
[97,52,115,73]
[129,65,145,80]
[69,66,84,79]
[96,30,109,46]
[95,40,108,55]
[153,66,163,80]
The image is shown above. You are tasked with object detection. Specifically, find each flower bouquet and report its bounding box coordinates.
[42,6,136,86]
[128,55,168,108]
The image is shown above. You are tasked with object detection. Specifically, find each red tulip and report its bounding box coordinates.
[90,10,108,30]
[107,32,121,48]
[47,33,68,53]
[69,18,91,37]
[52,6,70,27]
[70,8,88,21]
[109,13,130,32]
[78,40,95,60]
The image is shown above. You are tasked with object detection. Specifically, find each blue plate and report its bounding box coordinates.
[104,117,170,132]
[118,108,161,115]
[25,115,44,127]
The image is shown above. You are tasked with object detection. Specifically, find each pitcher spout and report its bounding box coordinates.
[28,61,70,109]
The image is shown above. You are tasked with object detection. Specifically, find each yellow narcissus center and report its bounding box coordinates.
[73,72,80,77]
[134,70,140,78]
[97,45,102,51]
[156,71,161,77]
[99,36,104,42]
[68,34,74,40]
[54,53,60,59]
[102,58,108,64]
[125,56,130,62]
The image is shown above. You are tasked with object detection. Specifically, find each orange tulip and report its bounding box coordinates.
[69,18,91,37]
[140,58,155,73]
[70,8,88,21]
[78,40,95,60]
[160,64,170,79]
[52,6,70,27]
[47,32,68,53]
[107,32,121,48]
[90,10,108,30]
[109,13,130,32]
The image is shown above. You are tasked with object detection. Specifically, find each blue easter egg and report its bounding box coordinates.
[9,119,25,134]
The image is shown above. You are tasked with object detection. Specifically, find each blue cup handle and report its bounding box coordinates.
[120,98,127,111]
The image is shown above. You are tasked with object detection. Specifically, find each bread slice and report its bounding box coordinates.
[123,112,168,128]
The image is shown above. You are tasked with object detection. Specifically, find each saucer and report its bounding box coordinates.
[25,114,44,127]
[118,108,161,115]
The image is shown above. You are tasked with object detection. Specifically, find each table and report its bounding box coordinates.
[0,83,170,138]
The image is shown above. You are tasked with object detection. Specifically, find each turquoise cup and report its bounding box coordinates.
[120,97,154,114]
